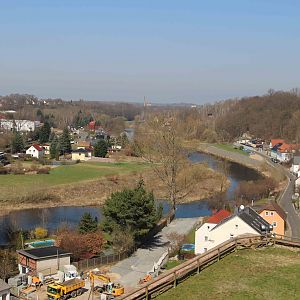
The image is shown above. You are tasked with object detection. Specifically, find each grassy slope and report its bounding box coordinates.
[214,144,249,156]
[158,247,300,300]
[0,162,148,201]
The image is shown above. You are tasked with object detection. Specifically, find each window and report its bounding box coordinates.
[230,233,234,238]
[273,221,277,227]
[204,248,207,252]
[265,211,269,216]
[235,224,238,229]
[205,236,208,241]
[270,212,274,216]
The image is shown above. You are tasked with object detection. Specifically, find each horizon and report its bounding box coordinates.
[1,1,300,103]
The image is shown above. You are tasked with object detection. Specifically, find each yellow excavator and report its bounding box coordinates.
[88,271,124,299]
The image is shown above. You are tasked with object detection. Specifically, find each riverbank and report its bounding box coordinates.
[0,159,229,215]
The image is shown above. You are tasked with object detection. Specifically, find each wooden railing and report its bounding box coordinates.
[119,234,300,300]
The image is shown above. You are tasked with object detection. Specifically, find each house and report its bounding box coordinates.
[77,141,91,149]
[26,144,45,159]
[43,144,50,155]
[195,206,272,255]
[71,148,92,161]
[270,139,285,149]
[270,141,299,162]
[0,279,10,300]
[290,156,300,175]
[258,201,286,236]
[17,246,71,276]
[0,119,39,132]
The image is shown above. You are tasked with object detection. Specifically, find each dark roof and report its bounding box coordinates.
[72,148,91,153]
[211,206,272,234]
[0,279,10,292]
[17,246,71,260]
[238,207,272,234]
[259,201,287,220]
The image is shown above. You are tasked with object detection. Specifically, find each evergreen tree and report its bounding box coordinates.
[49,131,55,142]
[103,180,161,240]
[11,132,24,153]
[78,212,98,234]
[94,140,108,158]
[39,121,51,143]
[50,135,60,160]
[59,128,72,154]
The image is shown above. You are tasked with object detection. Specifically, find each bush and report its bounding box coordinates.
[34,227,48,239]
[37,167,50,174]
[0,167,8,175]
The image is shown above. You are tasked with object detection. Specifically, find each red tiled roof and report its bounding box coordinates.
[32,144,43,151]
[271,139,285,147]
[207,209,231,224]
[278,143,300,153]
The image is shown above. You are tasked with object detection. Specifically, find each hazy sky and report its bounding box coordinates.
[1,0,300,103]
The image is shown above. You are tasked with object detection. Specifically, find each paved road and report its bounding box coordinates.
[201,144,300,238]
[110,218,200,289]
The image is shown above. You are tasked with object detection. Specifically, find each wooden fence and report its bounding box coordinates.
[119,234,300,300]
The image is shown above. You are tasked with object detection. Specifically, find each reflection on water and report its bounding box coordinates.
[0,152,261,245]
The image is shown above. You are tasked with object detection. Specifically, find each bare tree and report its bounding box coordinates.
[135,114,205,212]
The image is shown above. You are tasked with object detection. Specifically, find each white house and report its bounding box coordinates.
[195,206,272,255]
[290,156,300,175]
[0,279,10,300]
[26,144,45,159]
[43,144,50,155]
[0,119,40,132]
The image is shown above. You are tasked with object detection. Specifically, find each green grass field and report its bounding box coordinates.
[158,247,300,300]
[0,161,148,202]
[215,144,249,156]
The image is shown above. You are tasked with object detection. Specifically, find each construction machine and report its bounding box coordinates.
[47,278,85,300]
[88,271,124,299]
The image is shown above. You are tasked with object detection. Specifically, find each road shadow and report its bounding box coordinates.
[140,233,170,250]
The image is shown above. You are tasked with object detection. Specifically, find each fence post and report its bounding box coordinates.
[173,272,177,288]
[145,286,149,300]
[197,258,201,273]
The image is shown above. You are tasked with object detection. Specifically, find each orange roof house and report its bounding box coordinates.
[270,139,285,148]
[259,201,286,236]
[207,209,231,224]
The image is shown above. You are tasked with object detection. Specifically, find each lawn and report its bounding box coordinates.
[158,247,300,300]
[215,144,249,156]
[0,161,148,202]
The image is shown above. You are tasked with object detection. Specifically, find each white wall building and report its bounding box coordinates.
[26,144,45,159]
[0,279,10,300]
[195,207,272,255]
[290,156,300,175]
[0,119,40,132]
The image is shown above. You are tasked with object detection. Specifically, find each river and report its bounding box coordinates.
[0,152,261,245]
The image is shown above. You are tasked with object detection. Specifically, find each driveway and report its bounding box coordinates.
[110,217,200,289]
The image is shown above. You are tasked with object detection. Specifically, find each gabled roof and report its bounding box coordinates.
[278,143,300,153]
[0,279,10,292]
[207,209,231,224]
[259,201,287,220]
[211,206,272,234]
[72,148,92,153]
[270,139,285,148]
[17,246,71,260]
[31,144,43,151]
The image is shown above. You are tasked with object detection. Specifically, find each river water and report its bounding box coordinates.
[0,152,261,245]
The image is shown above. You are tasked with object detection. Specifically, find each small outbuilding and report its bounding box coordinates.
[71,148,92,161]
[17,246,71,276]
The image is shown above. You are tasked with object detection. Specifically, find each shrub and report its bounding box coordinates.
[34,227,48,239]
[0,167,8,175]
[37,167,50,174]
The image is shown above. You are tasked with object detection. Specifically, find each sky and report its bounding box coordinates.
[1,0,300,104]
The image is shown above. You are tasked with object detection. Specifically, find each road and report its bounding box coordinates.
[111,217,200,290]
[198,144,300,238]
